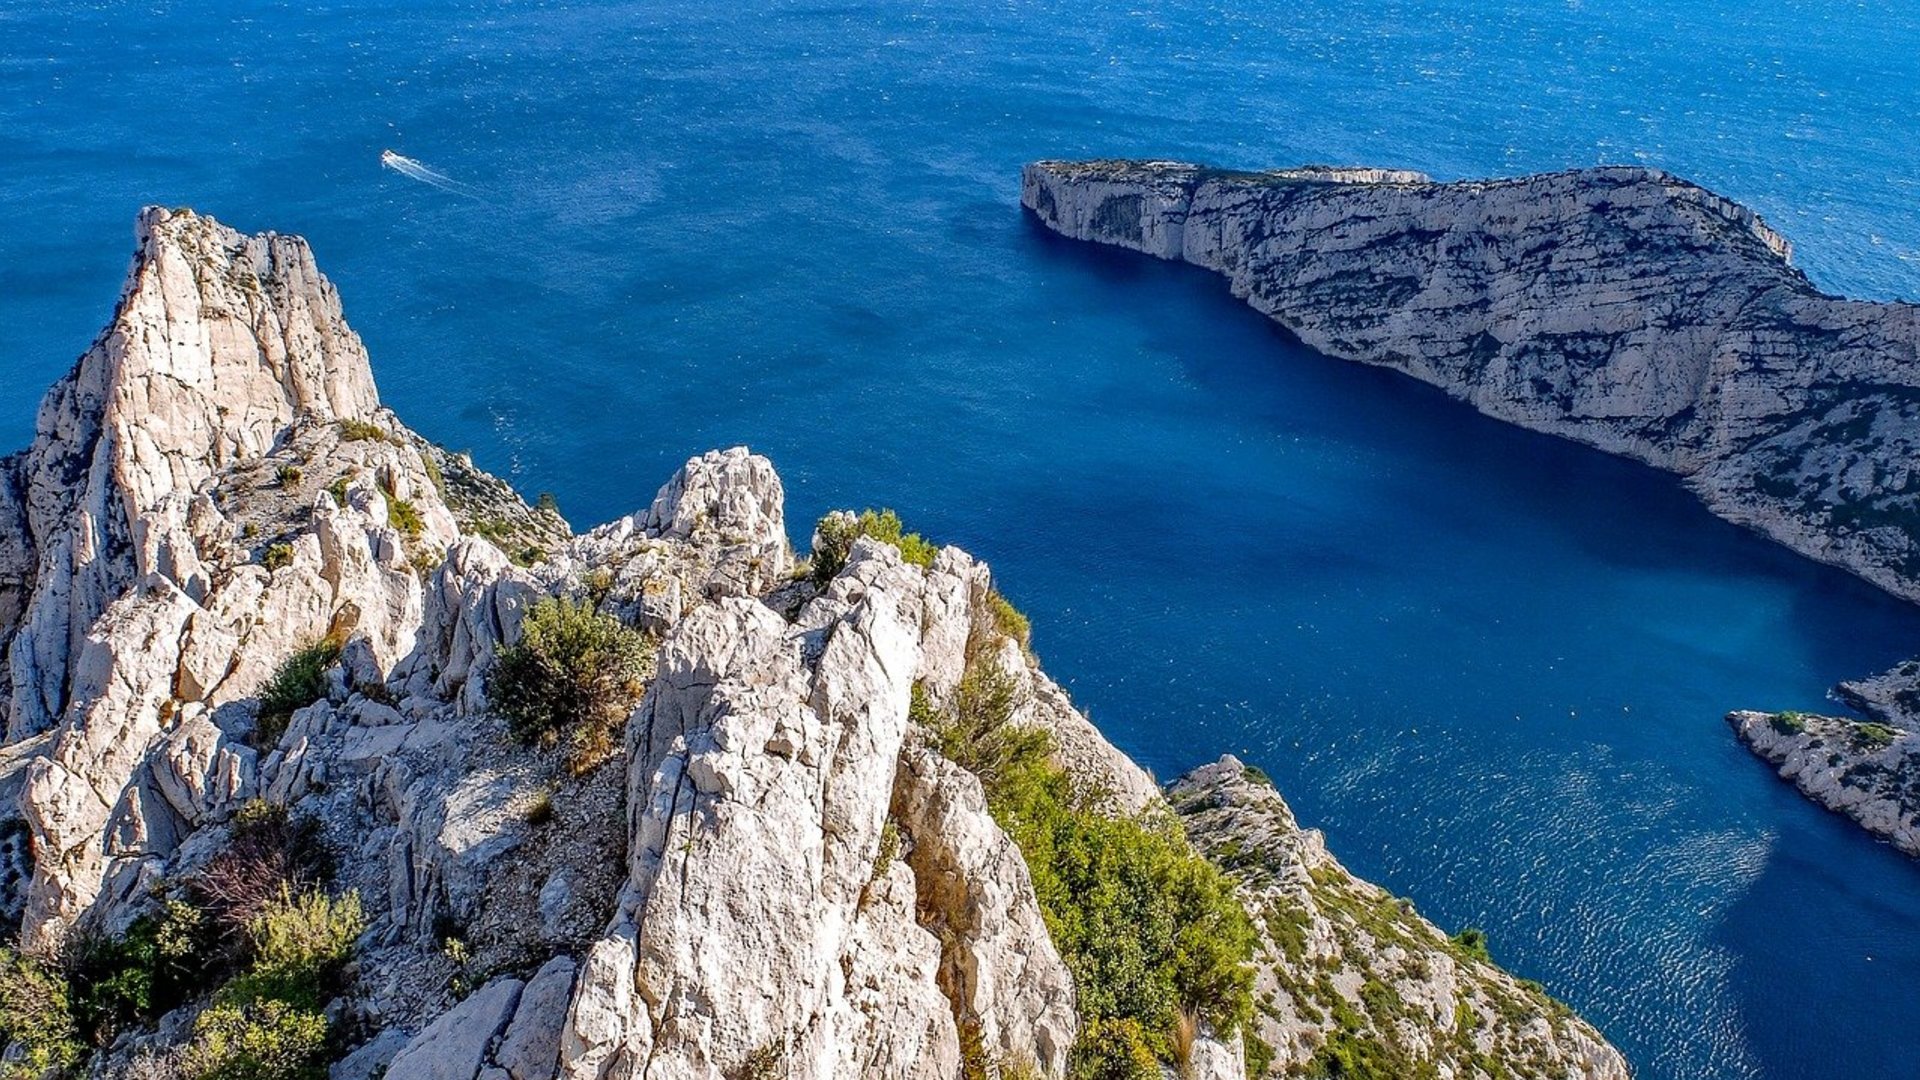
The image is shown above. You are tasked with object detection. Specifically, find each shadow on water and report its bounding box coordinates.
[1714,801,1920,1080]
[1014,211,1920,689]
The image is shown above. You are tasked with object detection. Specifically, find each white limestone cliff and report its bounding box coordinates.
[1022,159,1920,606]
[0,209,1629,1080]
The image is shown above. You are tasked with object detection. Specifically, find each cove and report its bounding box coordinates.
[6,1,1920,1076]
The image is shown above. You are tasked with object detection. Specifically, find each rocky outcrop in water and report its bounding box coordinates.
[0,209,1626,1079]
[1728,708,1920,856]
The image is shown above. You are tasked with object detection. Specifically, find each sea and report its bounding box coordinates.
[4,2,1919,1076]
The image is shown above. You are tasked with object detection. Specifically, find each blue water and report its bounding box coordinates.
[6,2,1920,1076]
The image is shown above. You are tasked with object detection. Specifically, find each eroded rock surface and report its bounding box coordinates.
[1728,709,1920,856]
[1172,758,1630,1080]
[0,208,1629,1079]
[1023,159,1920,605]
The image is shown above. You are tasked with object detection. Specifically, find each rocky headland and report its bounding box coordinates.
[1022,158,1920,863]
[0,209,1627,1079]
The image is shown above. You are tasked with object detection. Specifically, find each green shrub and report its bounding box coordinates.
[274,464,302,487]
[182,998,329,1080]
[326,476,351,507]
[1853,722,1901,751]
[1450,928,1492,964]
[1068,1017,1160,1080]
[222,888,364,1012]
[809,509,937,584]
[422,452,447,498]
[986,590,1032,651]
[728,1043,784,1080]
[1770,711,1808,736]
[524,787,556,826]
[925,657,1257,1072]
[927,659,1052,796]
[489,597,651,773]
[1004,773,1256,1064]
[66,899,213,1042]
[387,496,424,539]
[0,948,84,1076]
[261,542,295,571]
[337,419,387,443]
[255,642,341,749]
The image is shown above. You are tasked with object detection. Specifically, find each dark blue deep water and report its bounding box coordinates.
[6,2,1920,1076]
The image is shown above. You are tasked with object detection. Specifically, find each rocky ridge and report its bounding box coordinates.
[1726,706,1920,856]
[1021,159,1919,603]
[0,208,1626,1079]
[1023,157,1920,864]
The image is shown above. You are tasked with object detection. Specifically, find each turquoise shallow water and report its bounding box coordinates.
[5,2,1920,1076]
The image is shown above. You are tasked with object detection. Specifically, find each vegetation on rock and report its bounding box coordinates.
[254,641,342,749]
[489,596,653,773]
[261,542,295,571]
[0,799,356,1080]
[336,418,387,443]
[810,508,937,583]
[923,633,1257,1078]
[0,949,84,1077]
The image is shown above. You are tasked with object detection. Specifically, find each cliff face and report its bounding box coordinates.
[1174,761,1624,1080]
[0,210,1625,1079]
[1022,159,1920,604]
[1727,708,1920,856]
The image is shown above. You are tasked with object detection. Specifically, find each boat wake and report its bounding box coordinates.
[380,150,480,199]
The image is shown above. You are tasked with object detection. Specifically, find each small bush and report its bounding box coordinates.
[868,818,902,887]
[387,496,424,539]
[1450,927,1492,964]
[337,419,387,443]
[986,590,1032,652]
[254,642,341,749]
[190,801,334,940]
[1853,722,1901,751]
[809,509,937,584]
[422,452,447,498]
[929,658,1051,796]
[1770,710,1808,736]
[0,948,84,1075]
[727,1043,784,1080]
[524,787,556,827]
[261,543,295,571]
[66,899,214,1043]
[326,476,351,507]
[223,888,364,1012]
[536,492,562,516]
[181,998,329,1080]
[274,464,302,487]
[1068,1016,1160,1080]
[489,597,651,773]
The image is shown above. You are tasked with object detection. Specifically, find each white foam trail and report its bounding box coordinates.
[380,150,481,199]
